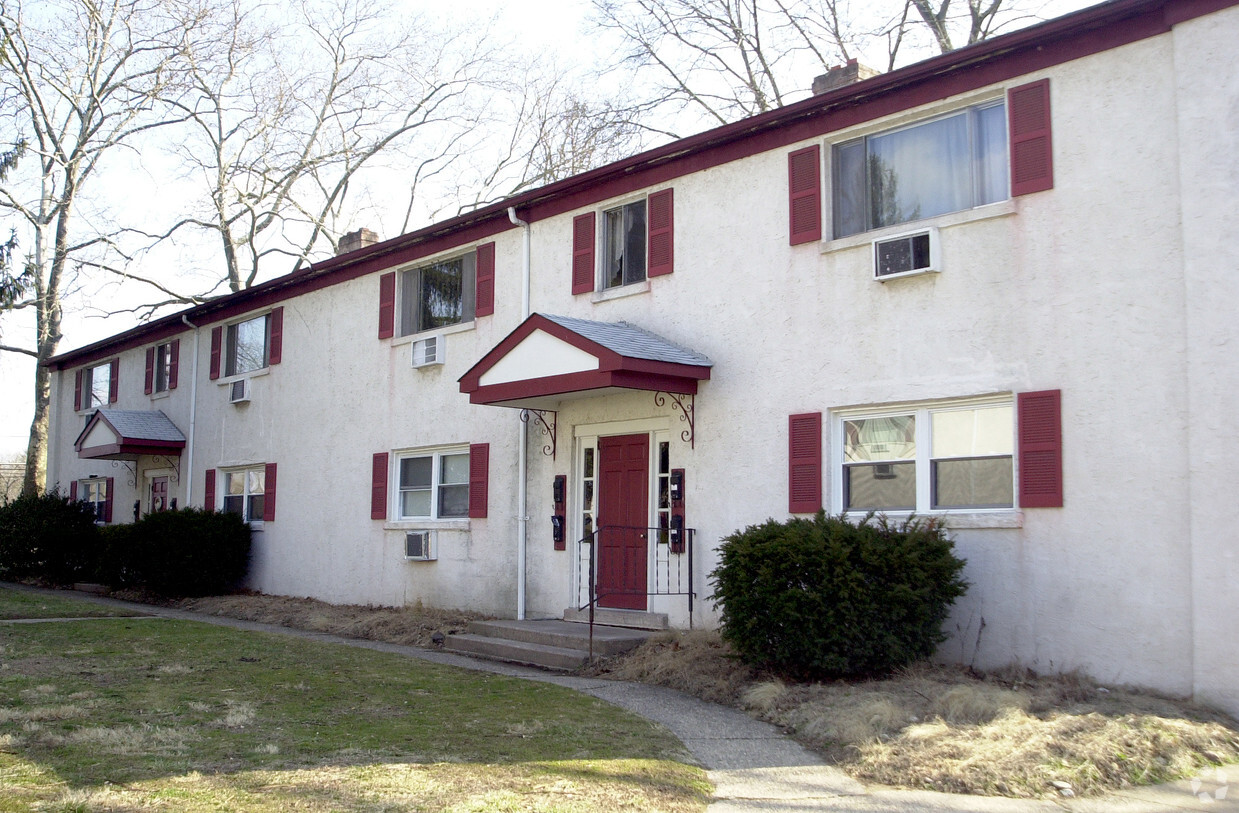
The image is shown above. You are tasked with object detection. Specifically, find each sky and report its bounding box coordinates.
[0,0,1095,461]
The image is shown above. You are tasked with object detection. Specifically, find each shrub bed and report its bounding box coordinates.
[0,490,99,583]
[710,512,968,679]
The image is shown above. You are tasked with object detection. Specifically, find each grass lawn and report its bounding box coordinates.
[0,590,708,812]
[0,587,140,620]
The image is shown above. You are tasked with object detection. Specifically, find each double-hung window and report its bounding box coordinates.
[400,253,476,336]
[832,101,1008,238]
[223,467,265,522]
[226,314,270,376]
[154,342,174,392]
[79,478,108,522]
[397,449,470,520]
[77,362,114,411]
[602,200,647,289]
[839,399,1014,512]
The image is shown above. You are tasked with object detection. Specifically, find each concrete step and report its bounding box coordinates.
[465,619,652,657]
[561,607,669,630]
[444,633,591,671]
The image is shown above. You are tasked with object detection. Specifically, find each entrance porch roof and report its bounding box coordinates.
[459,313,713,410]
[74,409,186,460]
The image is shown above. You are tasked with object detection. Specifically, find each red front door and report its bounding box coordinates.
[150,477,168,513]
[597,434,649,610]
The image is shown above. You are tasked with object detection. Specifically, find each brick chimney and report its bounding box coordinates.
[812,59,880,95]
[337,228,379,255]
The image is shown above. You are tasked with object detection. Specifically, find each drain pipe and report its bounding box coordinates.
[508,206,531,620]
[180,315,201,506]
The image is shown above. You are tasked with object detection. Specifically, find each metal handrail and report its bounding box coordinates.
[575,524,695,659]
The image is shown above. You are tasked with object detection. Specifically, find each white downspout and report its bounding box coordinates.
[181,315,200,506]
[508,206,531,620]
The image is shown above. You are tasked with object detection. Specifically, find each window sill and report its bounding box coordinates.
[591,280,650,303]
[821,200,1017,256]
[842,510,1023,529]
[384,519,470,531]
[149,390,171,402]
[216,367,270,386]
[390,320,475,347]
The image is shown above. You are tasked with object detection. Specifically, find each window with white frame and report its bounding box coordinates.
[832,101,1008,238]
[838,399,1013,512]
[79,478,108,522]
[396,448,470,519]
[400,252,476,336]
[154,342,174,392]
[82,363,111,410]
[602,199,647,289]
[223,467,265,522]
[226,314,270,376]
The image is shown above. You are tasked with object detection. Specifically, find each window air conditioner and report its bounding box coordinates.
[405,530,436,561]
[873,227,939,281]
[411,336,443,368]
[229,379,250,404]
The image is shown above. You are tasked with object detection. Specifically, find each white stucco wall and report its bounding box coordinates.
[44,3,1239,716]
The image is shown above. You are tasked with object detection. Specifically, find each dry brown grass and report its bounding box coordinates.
[176,593,481,647]
[587,630,1239,799]
[139,593,1239,800]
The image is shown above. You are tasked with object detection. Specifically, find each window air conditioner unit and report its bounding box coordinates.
[404,530,436,561]
[411,336,443,368]
[229,379,250,404]
[873,227,939,281]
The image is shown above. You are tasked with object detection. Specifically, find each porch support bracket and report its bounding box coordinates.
[655,391,696,448]
[148,454,181,483]
[520,409,558,459]
[111,459,138,488]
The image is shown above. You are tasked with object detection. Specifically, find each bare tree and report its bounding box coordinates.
[148,0,500,293]
[0,0,189,495]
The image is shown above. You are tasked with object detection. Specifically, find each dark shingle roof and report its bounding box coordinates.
[96,409,185,442]
[540,314,712,368]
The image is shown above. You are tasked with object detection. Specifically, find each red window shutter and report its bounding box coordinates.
[108,359,119,403]
[378,272,396,338]
[103,477,114,523]
[209,327,222,380]
[571,212,595,295]
[371,452,389,520]
[144,348,155,394]
[647,188,674,277]
[788,145,822,245]
[263,462,277,522]
[69,480,78,501]
[168,339,180,389]
[468,443,489,519]
[788,412,823,513]
[204,468,216,510]
[1018,389,1063,507]
[1009,79,1053,196]
[475,241,495,317]
[268,307,283,365]
[74,369,83,411]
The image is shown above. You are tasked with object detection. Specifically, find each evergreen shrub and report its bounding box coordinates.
[124,508,252,596]
[0,490,99,583]
[710,512,968,679]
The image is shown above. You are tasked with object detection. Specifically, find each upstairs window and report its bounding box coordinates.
[146,340,179,394]
[602,200,647,289]
[400,253,476,336]
[226,314,270,376]
[75,359,117,411]
[397,449,470,520]
[833,101,1008,238]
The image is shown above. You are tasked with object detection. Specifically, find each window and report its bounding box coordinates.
[833,101,1008,238]
[397,449,470,519]
[838,399,1013,513]
[226,314,270,376]
[603,200,647,289]
[78,478,109,522]
[223,467,265,522]
[400,253,475,336]
[85,364,110,409]
[146,340,179,394]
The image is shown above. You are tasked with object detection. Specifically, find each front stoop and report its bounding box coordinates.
[560,607,669,630]
[444,619,653,671]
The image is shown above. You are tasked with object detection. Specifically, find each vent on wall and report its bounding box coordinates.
[405,530,436,561]
[411,336,442,368]
[873,227,939,281]
[229,379,250,404]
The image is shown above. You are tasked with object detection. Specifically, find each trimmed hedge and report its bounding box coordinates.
[122,508,251,596]
[710,512,968,679]
[0,490,99,583]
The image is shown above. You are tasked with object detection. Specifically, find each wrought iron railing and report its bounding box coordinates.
[575,524,696,659]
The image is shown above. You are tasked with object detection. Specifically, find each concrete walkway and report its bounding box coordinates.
[3,584,1235,812]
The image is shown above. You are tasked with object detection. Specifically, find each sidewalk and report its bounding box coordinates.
[5,584,1235,812]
